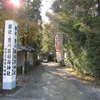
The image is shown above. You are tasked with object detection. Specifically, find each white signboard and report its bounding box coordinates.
[2,20,18,90]
[55,35,59,52]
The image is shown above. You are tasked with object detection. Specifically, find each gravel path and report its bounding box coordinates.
[1,62,100,100]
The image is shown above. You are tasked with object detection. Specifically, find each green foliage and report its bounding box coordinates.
[24,61,35,73]
[49,0,100,79]
[17,60,38,74]
[35,59,41,66]
[17,67,22,75]
[63,23,100,77]
[24,61,30,73]
[0,0,42,50]
[0,0,42,71]
[41,23,55,53]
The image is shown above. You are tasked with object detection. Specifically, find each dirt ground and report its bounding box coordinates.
[1,62,100,100]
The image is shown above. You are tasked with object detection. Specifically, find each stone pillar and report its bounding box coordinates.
[2,20,18,90]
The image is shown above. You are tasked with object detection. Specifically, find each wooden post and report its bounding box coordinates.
[27,51,29,61]
[22,52,25,75]
[22,66,24,75]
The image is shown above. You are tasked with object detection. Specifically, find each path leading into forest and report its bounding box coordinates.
[1,62,100,100]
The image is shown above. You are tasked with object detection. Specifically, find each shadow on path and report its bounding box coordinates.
[0,62,100,100]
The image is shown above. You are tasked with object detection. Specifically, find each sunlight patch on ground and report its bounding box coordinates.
[65,68,96,87]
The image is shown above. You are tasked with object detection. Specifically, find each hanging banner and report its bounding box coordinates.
[2,20,18,90]
[55,35,59,52]
[56,52,62,62]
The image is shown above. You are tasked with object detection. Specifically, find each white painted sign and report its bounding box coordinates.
[2,20,18,90]
[55,35,59,52]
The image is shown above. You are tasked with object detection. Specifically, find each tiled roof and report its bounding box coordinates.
[17,45,36,52]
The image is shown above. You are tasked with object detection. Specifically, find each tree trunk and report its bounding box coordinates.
[97,0,100,15]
